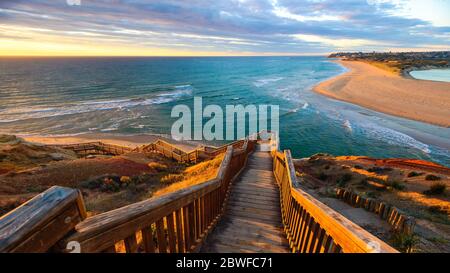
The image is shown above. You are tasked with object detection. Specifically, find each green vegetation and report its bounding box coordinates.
[424,182,447,195]
[407,171,423,178]
[391,232,419,253]
[385,180,405,191]
[425,174,441,181]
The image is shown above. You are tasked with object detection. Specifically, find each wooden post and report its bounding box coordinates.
[0,186,86,253]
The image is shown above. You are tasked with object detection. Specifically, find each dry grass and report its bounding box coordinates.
[364,60,402,75]
[152,154,224,197]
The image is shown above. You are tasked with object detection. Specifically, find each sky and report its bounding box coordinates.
[0,0,449,56]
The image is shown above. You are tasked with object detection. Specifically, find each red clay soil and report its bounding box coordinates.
[357,157,450,175]
[0,157,154,195]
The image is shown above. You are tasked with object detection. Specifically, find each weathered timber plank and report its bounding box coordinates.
[0,186,84,253]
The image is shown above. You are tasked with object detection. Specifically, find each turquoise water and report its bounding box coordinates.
[0,57,449,166]
[410,69,450,82]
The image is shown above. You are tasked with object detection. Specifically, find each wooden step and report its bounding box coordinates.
[202,151,290,253]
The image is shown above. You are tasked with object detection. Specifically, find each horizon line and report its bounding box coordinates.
[0,54,329,58]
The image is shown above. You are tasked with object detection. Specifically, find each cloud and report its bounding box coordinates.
[291,34,389,49]
[0,0,448,56]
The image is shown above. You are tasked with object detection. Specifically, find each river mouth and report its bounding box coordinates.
[410,69,450,83]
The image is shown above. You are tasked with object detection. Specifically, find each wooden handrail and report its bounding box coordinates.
[273,150,398,253]
[49,142,133,156]
[57,139,255,253]
[0,186,86,253]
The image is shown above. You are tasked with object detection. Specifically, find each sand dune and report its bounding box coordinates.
[314,60,450,127]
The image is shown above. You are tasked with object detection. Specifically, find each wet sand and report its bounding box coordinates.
[314,60,450,127]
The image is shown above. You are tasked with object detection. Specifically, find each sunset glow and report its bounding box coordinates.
[0,0,449,56]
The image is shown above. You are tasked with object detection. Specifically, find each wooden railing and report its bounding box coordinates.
[49,142,132,156]
[137,139,247,163]
[0,186,86,253]
[273,150,398,253]
[137,139,199,163]
[335,188,415,235]
[56,139,254,253]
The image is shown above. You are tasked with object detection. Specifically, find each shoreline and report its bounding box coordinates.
[313,60,450,128]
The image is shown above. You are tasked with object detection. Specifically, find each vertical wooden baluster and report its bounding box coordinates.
[199,197,204,235]
[313,228,326,253]
[307,223,321,253]
[156,218,167,253]
[103,245,117,253]
[297,213,311,252]
[330,242,342,253]
[124,233,138,253]
[321,235,333,253]
[142,225,156,253]
[183,206,191,251]
[292,207,305,252]
[303,220,317,253]
[289,204,300,250]
[209,191,214,223]
[188,202,196,248]
[175,209,185,253]
[166,212,177,253]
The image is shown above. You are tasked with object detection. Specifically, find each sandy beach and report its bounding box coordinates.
[314,60,450,127]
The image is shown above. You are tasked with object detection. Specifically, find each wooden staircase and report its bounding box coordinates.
[202,149,290,253]
[1,132,398,253]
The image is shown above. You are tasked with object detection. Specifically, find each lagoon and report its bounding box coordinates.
[410,69,450,83]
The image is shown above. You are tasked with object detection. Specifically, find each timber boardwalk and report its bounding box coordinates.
[202,150,289,253]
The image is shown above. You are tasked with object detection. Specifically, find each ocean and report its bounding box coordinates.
[0,56,449,166]
[410,69,450,83]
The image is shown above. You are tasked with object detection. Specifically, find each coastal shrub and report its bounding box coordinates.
[336,178,347,187]
[391,232,419,253]
[425,174,441,181]
[100,178,120,192]
[424,182,446,195]
[360,178,368,186]
[80,178,102,189]
[365,191,378,198]
[342,173,353,182]
[317,172,328,181]
[336,173,353,187]
[367,166,392,174]
[367,166,383,173]
[120,176,131,184]
[387,180,405,191]
[160,174,183,184]
[148,162,168,172]
[428,205,448,215]
[407,171,422,178]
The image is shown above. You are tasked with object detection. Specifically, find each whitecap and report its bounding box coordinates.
[0,87,192,122]
[343,120,352,133]
[254,77,284,87]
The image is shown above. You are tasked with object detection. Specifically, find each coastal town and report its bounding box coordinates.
[329,51,450,75]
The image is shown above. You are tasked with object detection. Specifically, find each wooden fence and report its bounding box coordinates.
[0,139,255,253]
[50,142,132,157]
[273,150,398,253]
[336,188,415,235]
